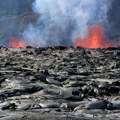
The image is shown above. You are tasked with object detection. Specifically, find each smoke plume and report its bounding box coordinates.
[23,0,110,47]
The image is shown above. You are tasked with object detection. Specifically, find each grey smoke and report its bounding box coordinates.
[23,0,110,47]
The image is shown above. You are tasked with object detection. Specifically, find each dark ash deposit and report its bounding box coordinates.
[0,46,119,120]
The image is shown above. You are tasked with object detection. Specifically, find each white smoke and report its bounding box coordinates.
[23,0,110,47]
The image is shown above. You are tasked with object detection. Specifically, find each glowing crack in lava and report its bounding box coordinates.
[75,24,112,48]
[9,37,25,48]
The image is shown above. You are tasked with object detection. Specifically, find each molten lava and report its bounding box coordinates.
[75,24,111,48]
[9,37,25,48]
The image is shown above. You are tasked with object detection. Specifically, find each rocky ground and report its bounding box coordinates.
[0,46,119,120]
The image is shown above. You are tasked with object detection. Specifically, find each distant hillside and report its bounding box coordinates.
[0,0,36,46]
[107,0,120,40]
[0,0,34,16]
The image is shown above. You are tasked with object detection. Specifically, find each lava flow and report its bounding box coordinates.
[9,37,25,48]
[75,24,112,48]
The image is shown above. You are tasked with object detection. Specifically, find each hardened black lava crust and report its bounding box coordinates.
[0,46,119,120]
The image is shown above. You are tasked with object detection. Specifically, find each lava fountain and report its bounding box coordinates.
[9,37,25,48]
[75,24,112,48]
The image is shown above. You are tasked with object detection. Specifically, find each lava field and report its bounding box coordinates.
[0,46,119,120]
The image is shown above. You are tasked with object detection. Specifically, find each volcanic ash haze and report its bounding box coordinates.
[23,0,111,47]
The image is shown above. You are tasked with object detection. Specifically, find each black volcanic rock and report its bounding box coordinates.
[1,102,17,110]
[86,100,112,110]
[0,47,119,119]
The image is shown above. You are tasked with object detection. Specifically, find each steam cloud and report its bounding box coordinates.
[23,0,110,47]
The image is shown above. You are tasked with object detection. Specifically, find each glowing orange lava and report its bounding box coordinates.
[9,37,25,48]
[75,24,112,48]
